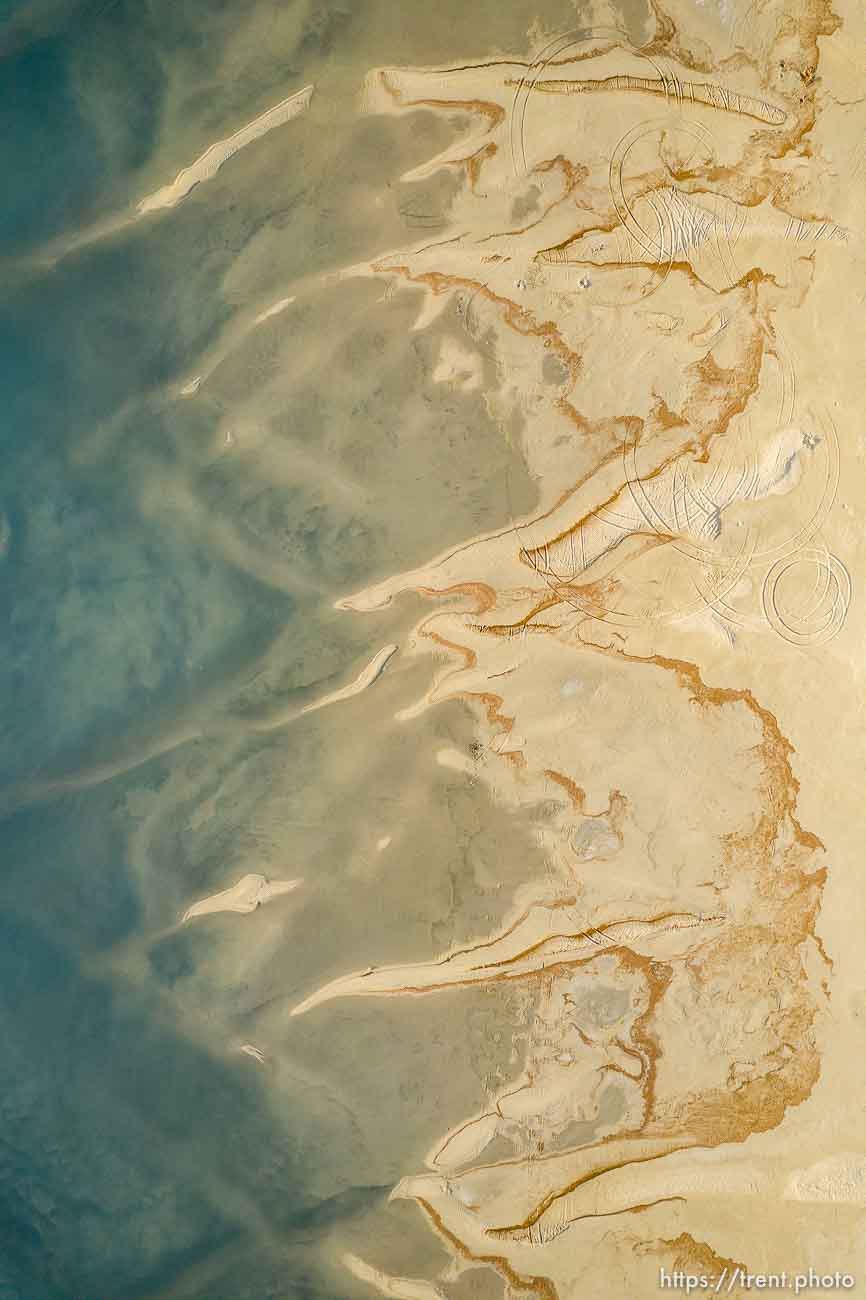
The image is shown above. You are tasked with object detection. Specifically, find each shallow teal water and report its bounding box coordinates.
[0,0,645,1295]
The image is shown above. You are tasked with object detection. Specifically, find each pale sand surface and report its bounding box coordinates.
[297,644,398,718]
[181,873,302,923]
[239,1042,268,1065]
[253,296,296,326]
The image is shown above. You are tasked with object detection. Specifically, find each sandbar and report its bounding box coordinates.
[138,85,314,214]
[181,873,301,923]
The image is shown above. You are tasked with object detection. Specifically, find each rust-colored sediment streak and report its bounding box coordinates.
[607,1034,646,1082]
[642,0,715,73]
[478,155,591,244]
[490,1142,696,1237]
[416,1198,560,1300]
[466,141,498,191]
[641,1232,747,1282]
[417,582,499,614]
[378,70,506,130]
[468,591,567,637]
[468,912,710,975]
[369,262,582,386]
[504,74,786,126]
[524,1194,688,1245]
[543,769,587,811]
[377,70,505,188]
[621,949,673,1131]
[615,649,823,853]
[424,626,476,673]
[419,623,527,769]
[590,645,827,1142]
[518,295,766,567]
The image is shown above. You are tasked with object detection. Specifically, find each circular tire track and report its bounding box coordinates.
[761,546,851,647]
[511,30,745,304]
[509,27,629,177]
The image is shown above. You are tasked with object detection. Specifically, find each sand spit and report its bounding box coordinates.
[298,644,398,717]
[342,1254,446,1300]
[138,85,314,214]
[504,73,787,126]
[244,643,398,734]
[291,906,723,1015]
[239,1043,268,1065]
[253,296,296,325]
[181,873,301,923]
